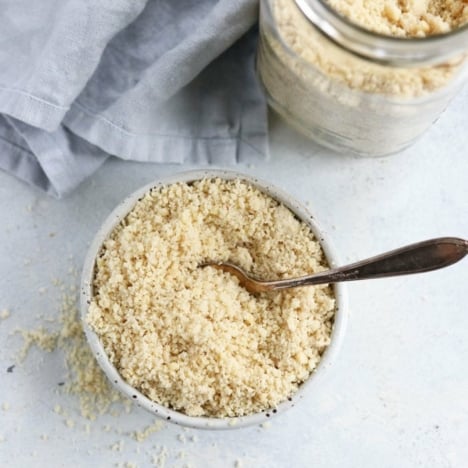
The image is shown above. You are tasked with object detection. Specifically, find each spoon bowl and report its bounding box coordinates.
[205,237,467,293]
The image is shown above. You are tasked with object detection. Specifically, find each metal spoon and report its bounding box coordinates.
[204,237,467,294]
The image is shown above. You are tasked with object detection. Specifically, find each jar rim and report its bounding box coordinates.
[296,0,468,66]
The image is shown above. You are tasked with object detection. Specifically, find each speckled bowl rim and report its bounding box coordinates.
[80,169,348,430]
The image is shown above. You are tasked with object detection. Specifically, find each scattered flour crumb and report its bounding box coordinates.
[131,420,164,442]
[40,434,49,441]
[65,418,75,429]
[151,446,168,467]
[110,440,124,452]
[260,421,272,429]
[0,309,10,320]
[177,433,186,443]
[16,327,58,361]
[235,460,243,468]
[16,284,127,421]
[2,402,10,411]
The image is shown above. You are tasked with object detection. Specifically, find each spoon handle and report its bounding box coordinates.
[269,237,467,289]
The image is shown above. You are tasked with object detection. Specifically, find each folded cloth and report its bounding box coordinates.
[0,0,267,197]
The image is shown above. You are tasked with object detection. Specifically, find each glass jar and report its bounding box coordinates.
[257,0,468,157]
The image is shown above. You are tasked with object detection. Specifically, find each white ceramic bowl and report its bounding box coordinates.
[80,169,348,430]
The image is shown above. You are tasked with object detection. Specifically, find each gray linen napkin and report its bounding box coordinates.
[0,0,267,197]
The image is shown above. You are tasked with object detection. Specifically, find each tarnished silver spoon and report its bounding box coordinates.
[204,237,467,294]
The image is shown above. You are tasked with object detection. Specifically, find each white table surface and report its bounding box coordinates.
[0,87,467,468]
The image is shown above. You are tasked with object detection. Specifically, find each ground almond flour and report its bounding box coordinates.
[328,0,468,37]
[88,178,335,418]
[257,0,468,156]
[269,0,467,98]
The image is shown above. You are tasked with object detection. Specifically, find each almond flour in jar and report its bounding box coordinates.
[257,0,468,156]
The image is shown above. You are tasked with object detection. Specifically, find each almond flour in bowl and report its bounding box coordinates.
[80,170,347,429]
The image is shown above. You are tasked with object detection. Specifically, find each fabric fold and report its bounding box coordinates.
[0,0,267,197]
